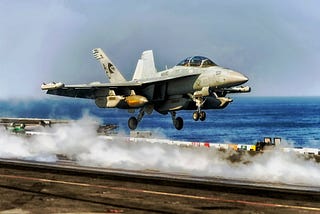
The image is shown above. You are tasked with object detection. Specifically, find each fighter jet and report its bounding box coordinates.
[42,48,250,130]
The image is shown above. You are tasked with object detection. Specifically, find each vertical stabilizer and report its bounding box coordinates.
[92,48,127,83]
[132,50,158,80]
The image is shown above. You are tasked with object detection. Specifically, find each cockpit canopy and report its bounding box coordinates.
[176,56,217,68]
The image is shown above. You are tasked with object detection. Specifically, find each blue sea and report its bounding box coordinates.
[1,97,319,148]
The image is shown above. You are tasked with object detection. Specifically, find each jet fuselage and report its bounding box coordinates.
[157,66,248,97]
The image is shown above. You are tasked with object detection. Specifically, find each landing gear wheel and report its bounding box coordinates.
[128,117,138,130]
[174,117,184,130]
[193,111,200,121]
[199,111,206,121]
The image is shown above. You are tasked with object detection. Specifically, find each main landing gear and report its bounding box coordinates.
[170,111,183,130]
[128,110,184,130]
[128,117,138,130]
[128,108,145,130]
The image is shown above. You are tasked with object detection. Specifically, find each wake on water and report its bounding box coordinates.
[0,115,319,187]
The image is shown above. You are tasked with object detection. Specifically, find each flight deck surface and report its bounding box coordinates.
[0,158,320,213]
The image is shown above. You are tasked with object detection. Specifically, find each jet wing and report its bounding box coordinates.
[46,86,100,99]
[43,82,142,99]
[42,73,199,99]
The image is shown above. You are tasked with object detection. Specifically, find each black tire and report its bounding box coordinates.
[174,117,184,130]
[128,117,138,130]
[192,111,200,121]
[199,111,206,121]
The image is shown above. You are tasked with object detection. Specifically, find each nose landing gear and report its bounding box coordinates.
[192,96,207,122]
[193,110,206,121]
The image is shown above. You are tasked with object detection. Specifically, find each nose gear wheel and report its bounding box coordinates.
[191,93,207,122]
[193,111,206,121]
[199,111,206,121]
[193,111,200,121]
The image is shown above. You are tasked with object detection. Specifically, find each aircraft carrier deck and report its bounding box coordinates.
[0,158,320,213]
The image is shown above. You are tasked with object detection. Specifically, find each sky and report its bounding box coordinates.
[0,0,319,98]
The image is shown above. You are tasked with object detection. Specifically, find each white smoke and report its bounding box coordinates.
[0,115,319,187]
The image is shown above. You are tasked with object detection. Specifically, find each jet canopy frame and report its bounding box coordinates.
[176,56,217,68]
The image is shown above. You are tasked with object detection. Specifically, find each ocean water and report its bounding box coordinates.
[0,97,319,148]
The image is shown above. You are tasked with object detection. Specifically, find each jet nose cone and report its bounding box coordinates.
[229,70,249,85]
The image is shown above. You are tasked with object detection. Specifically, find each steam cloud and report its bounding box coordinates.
[0,115,319,187]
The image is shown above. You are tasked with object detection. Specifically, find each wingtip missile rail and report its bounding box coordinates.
[41,82,65,90]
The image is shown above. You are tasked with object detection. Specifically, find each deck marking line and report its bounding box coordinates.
[1,174,320,211]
